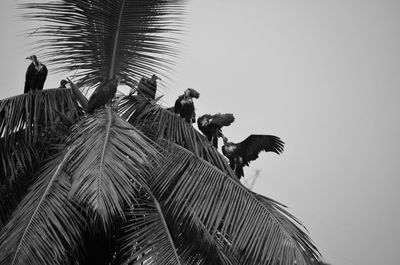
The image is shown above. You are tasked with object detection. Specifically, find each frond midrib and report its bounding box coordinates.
[11,147,74,265]
[164,142,315,264]
[96,108,113,209]
[152,191,182,265]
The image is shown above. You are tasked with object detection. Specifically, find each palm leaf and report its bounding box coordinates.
[20,0,185,90]
[151,143,320,265]
[116,190,233,265]
[116,191,182,265]
[0,149,84,265]
[119,95,234,174]
[0,89,80,183]
[164,208,240,265]
[65,108,161,229]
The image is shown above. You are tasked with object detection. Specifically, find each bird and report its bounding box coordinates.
[59,79,68,89]
[222,134,284,179]
[197,113,235,148]
[87,76,121,113]
[24,55,48,93]
[174,88,200,124]
[137,74,160,100]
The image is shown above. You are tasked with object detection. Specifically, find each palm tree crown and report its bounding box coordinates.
[0,1,322,264]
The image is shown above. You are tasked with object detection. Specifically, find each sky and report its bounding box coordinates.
[1,1,400,265]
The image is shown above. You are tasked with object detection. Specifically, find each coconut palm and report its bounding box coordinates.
[0,1,322,264]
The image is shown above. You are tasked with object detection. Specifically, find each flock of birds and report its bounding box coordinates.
[23,55,285,180]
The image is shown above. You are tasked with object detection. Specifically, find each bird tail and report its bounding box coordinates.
[235,165,244,180]
[212,113,235,127]
[212,134,218,148]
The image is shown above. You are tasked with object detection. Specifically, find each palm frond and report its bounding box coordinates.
[165,208,240,265]
[151,143,320,265]
[116,191,182,265]
[65,108,161,229]
[0,89,80,183]
[20,0,185,90]
[0,150,84,265]
[119,95,234,174]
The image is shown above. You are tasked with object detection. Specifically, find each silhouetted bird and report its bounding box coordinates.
[174,88,200,124]
[24,55,48,93]
[222,135,284,179]
[197,113,234,148]
[137,74,160,100]
[87,76,121,113]
[59,79,68,89]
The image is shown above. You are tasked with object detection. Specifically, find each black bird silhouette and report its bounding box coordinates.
[24,55,48,93]
[59,79,68,89]
[87,76,121,113]
[174,88,200,124]
[197,113,235,148]
[137,74,160,100]
[222,135,284,179]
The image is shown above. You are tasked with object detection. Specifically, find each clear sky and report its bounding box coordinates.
[1,1,400,265]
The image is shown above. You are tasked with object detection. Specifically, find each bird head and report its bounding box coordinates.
[26,55,39,65]
[151,74,160,80]
[184,88,200,99]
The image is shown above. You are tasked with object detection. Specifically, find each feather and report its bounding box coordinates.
[137,74,159,100]
[222,134,284,179]
[236,134,284,164]
[174,88,200,124]
[209,113,234,127]
[197,113,235,148]
[87,78,119,113]
[24,56,48,93]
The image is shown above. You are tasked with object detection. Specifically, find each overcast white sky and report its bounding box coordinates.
[1,1,400,265]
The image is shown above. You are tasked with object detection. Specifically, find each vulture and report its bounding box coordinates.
[174,88,200,124]
[59,79,68,89]
[24,55,48,93]
[87,76,121,113]
[137,74,160,100]
[197,113,235,148]
[222,135,284,179]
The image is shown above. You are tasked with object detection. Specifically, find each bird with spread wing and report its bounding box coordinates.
[174,88,200,124]
[222,134,284,179]
[197,113,235,148]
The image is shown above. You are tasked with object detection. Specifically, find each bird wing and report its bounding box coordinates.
[138,77,157,99]
[197,114,212,138]
[210,113,235,128]
[24,63,34,93]
[236,134,284,164]
[87,79,118,113]
[174,95,184,113]
[37,65,48,90]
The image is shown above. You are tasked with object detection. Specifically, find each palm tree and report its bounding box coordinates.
[0,1,322,264]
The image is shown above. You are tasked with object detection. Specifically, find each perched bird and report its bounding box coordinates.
[24,55,48,93]
[222,135,284,179]
[197,113,235,148]
[87,76,121,113]
[174,88,200,124]
[137,74,160,100]
[59,79,68,89]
